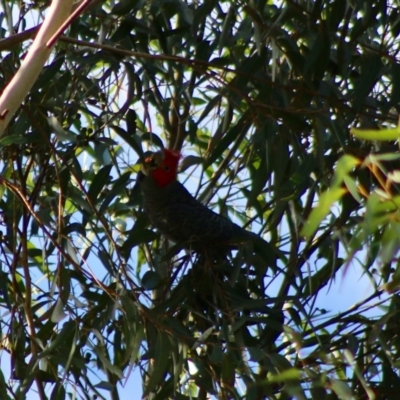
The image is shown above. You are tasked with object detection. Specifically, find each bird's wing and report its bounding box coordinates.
[165,184,246,244]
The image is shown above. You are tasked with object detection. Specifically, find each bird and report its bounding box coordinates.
[137,148,276,265]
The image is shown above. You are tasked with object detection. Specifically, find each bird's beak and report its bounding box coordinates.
[141,151,164,176]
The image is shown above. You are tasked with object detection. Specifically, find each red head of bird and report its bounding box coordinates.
[141,148,181,187]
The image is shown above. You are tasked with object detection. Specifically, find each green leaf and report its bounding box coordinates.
[50,382,66,400]
[141,270,162,290]
[301,187,347,238]
[332,155,360,187]
[87,165,112,204]
[351,54,382,111]
[304,29,330,81]
[92,343,123,378]
[218,6,235,54]
[48,116,77,142]
[222,353,235,387]
[379,222,400,264]
[94,381,115,390]
[121,214,157,258]
[111,0,142,15]
[390,62,400,106]
[351,125,400,141]
[269,368,301,382]
[197,94,222,125]
[0,134,29,146]
[303,258,344,296]
[0,368,12,400]
[50,298,67,323]
[330,379,352,400]
[39,321,76,358]
[111,125,143,156]
[143,332,170,397]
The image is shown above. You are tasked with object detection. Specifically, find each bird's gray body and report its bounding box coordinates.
[137,171,250,249]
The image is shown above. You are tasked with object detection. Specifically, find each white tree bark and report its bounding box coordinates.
[0,0,74,136]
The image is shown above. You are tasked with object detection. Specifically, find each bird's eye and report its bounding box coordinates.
[163,165,170,172]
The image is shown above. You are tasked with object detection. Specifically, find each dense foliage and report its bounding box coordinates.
[0,0,400,399]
